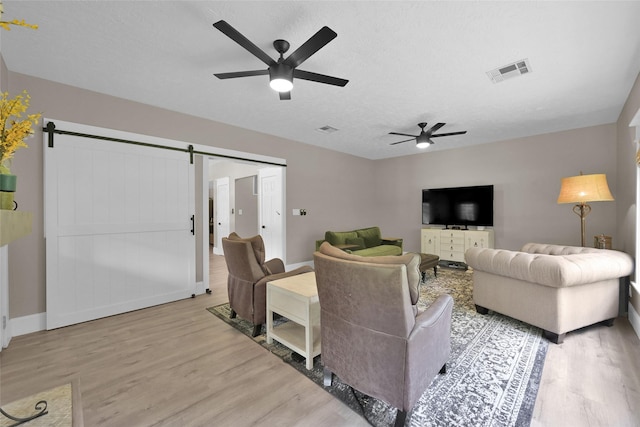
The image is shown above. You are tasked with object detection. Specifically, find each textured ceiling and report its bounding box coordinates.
[2,1,640,160]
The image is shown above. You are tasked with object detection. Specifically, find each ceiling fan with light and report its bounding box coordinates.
[212,20,349,100]
[389,122,467,148]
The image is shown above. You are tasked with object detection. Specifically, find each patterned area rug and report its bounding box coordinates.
[207,268,548,427]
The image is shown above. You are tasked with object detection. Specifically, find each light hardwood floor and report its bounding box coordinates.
[1,252,639,426]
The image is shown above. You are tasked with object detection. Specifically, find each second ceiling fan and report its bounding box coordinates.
[390,123,467,148]
[212,20,349,100]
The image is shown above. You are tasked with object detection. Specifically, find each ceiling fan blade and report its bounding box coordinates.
[213,20,275,66]
[284,26,337,68]
[279,91,291,100]
[390,138,415,145]
[293,69,348,87]
[430,131,468,138]
[427,123,446,134]
[214,70,269,79]
[389,132,418,138]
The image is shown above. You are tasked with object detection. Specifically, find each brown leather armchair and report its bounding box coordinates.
[222,232,313,336]
[313,242,453,427]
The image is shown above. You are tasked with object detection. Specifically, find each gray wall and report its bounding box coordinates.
[374,123,618,253]
[5,70,637,321]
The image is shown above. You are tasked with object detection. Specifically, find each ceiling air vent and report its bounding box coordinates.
[315,125,339,134]
[487,59,531,83]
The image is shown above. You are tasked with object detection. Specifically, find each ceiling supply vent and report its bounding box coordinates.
[315,125,339,134]
[487,59,532,83]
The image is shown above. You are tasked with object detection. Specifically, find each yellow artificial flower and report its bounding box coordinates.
[0,1,38,31]
[0,91,41,172]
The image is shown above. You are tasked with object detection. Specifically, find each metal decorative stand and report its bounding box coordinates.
[0,400,48,426]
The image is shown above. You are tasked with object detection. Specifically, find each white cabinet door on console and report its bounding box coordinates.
[421,229,440,255]
[465,230,495,250]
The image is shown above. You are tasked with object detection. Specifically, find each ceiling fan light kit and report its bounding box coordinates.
[269,63,293,92]
[416,139,431,149]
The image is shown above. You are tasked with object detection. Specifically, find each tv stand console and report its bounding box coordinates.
[421,228,494,263]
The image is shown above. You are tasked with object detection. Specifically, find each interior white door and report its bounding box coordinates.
[258,167,284,260]
[214,177,230,255]
[45,132,195,329]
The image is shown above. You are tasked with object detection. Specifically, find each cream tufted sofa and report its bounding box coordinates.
[464,243,634,343]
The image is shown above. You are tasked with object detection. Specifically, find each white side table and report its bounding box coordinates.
[266,272,320,370]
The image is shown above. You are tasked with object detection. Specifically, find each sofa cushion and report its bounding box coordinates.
[356,226,382,248]
[319,242,421,304]
[345,237,366,250]
[352,245,402,257]
[325,230,359,246]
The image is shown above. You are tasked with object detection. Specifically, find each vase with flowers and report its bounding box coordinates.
[0,90,41,209]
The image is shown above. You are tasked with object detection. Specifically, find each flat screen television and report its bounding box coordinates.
[422,185,494,228]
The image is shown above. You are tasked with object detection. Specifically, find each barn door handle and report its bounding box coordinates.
[190,215,195,235]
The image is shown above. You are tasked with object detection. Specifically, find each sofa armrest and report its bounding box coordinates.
[264,258,285,275]
[256,266,314,289]
[315,239,326,251]
[382,237,403,248]
[406,294,453,399]
[412,294,454,331]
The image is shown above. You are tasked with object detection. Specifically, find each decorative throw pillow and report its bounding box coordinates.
[356,226,382,248]
[345,237,365,250]
[319,242,421,304]
[325,230,358,246]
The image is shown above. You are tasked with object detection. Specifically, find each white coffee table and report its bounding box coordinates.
[266,271,320,370]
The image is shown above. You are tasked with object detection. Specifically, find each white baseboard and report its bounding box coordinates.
[11,312,46,337]
[629,302,640,341]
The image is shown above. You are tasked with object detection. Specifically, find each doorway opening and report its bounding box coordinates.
[204,157,286,293]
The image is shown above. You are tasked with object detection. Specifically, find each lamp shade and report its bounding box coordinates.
[557,173,614,204]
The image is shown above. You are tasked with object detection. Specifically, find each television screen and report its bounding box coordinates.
[422,185,493,227]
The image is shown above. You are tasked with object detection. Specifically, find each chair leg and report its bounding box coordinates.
[323,367,333,387]
[394,409,407,427]
[602,318,615,327]
[439,363,446,374]
[475,304,489,315]
[433,266,437,278]
[251,324,262,337]
[229,309,237,319]
[543,330,565,344]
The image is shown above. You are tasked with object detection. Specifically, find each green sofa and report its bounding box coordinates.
[315,226,403,256]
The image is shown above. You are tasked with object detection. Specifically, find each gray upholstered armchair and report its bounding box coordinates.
[313,242,453,426]
[222,232,314,336]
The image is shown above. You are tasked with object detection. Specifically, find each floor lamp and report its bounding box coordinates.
[557,173,614,247]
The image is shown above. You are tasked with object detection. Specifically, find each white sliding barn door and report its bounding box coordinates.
[45,130,195,329]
